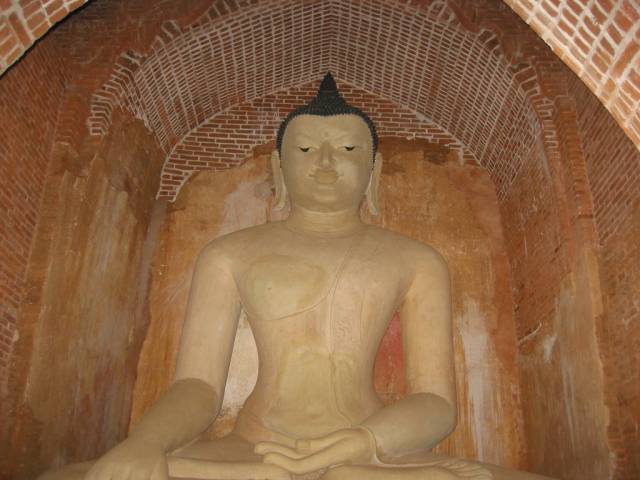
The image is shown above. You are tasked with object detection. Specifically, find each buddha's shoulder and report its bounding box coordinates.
[364,225,449,269]
[195,223,282,262]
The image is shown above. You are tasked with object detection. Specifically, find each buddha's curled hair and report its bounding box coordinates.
[276,72,378,155]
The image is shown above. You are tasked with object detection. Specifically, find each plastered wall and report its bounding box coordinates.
[3,114,165,478]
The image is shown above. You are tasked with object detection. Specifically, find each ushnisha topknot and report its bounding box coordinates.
[276,72,379,156]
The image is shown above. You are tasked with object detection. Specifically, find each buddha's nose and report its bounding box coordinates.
[318,142,335,168]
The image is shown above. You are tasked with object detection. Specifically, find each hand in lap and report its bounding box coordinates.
[255,427,376,476]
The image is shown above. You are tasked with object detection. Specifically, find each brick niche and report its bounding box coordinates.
[159,81,478,199]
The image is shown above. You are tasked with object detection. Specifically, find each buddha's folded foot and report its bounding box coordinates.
[319,460,492,480]
[422,457,493,479]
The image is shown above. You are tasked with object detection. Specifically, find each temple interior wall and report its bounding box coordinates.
[0,1,638,479]
[500,126,611,479]
[2,110,165,478]
[0,28,69,403]
[569,74,640,478]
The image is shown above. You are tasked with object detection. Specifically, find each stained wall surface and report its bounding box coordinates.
[569,74,640,478]
[3,115,165,478]
[1,3,214,471]
[0,27,68,412]
[501,133,611,479]
[132,137,526,469]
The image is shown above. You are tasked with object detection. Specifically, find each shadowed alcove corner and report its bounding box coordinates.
[0,1,638,479]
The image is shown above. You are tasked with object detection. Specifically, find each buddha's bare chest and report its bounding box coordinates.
[234,231,407,347]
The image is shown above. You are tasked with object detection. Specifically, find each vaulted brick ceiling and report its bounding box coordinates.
[2,0,637,148]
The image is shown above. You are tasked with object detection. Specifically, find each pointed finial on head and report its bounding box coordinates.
[319,71,338,94]
[306,71,349,111]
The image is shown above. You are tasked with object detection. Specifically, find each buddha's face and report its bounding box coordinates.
[280,114,375,212]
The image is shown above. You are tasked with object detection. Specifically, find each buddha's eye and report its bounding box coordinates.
[344,146,355,151]
[299,147,310,153]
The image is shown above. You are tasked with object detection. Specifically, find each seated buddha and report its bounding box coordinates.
[41,73,555,480]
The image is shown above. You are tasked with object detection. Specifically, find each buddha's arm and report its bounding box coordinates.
[163,243,243,445]
[125,378,219,452]
[361,250,456,458]
[86,245,241,480]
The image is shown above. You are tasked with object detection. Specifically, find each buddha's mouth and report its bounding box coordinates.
[312,170,340,184]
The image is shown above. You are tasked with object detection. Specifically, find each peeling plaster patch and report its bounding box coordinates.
[541,332,557,362]
[517,321,541,346]
[459,296,502,465]
[218,176,269,236]
[561,350,578,452]
[222,311,259,413]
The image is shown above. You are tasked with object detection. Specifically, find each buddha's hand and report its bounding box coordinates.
[255,427,377,475]
[84,438,168,480]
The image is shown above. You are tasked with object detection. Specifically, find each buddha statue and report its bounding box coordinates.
[41,73,555,480]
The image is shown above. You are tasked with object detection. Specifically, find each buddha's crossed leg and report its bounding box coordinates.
[40,436,553,480]
[320,457,493,480]
[168,437,551,480]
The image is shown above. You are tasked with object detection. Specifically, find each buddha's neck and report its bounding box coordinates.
[285,205,364,237]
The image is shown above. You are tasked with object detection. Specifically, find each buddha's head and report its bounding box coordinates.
[272,73,383,214]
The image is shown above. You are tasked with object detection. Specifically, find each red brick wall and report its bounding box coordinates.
[0,28,67,401]
[45,0,214,152]
[500,137,569,474]
[499,93,613,478]
[501,136,568,342]
[569,73,640,479]
[160,81,478,199]
[504,0,640,148]
[0,0,88,72]
[4,1,637,151]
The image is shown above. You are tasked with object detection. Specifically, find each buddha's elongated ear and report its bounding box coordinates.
[365,151,383,216]
[271,150,288,210]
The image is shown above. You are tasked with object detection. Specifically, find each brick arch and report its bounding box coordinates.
[88,0,539,197]
[0,0,90,72]
[503,0,639,147]
[2,0,637,148]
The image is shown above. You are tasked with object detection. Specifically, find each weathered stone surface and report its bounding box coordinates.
[499,131,612,479]
[132,138,524,467]
[517,248,611,478]
[5,115,164,479]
